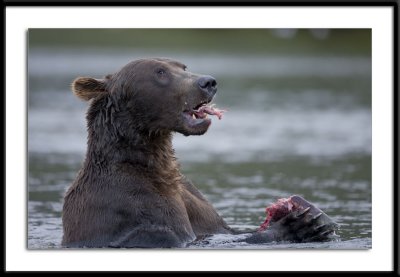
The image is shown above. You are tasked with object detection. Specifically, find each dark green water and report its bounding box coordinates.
[28,48,371,249]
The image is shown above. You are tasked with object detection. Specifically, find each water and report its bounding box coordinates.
[28,48,372,249]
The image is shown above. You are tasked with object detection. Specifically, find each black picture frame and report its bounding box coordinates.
[4,0,398,274]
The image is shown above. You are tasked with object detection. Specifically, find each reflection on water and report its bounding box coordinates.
[28,49,371,249]
[29,48,371,78]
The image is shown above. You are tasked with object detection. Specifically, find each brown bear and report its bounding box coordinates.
[62,58,337,248]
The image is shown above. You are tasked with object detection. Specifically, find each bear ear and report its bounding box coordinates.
[72,77,108,101]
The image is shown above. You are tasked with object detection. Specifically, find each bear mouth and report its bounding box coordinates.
[181,101,225,135]
[183,101,225,122]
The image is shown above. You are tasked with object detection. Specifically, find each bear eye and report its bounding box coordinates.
[157,69,166,76]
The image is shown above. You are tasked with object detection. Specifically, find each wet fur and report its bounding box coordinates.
[62,58,338,248]
[62,58,232,248]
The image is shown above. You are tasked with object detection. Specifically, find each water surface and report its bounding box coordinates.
[28,49,371,249]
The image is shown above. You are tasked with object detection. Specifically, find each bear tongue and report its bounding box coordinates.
[195,105,226,120]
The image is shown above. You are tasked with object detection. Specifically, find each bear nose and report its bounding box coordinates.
[197,76,217,96]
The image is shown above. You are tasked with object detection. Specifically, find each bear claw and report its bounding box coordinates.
[312,212,323,220]
[296,207,311,218]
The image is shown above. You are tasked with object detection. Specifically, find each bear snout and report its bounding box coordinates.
[197,76,217,98]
